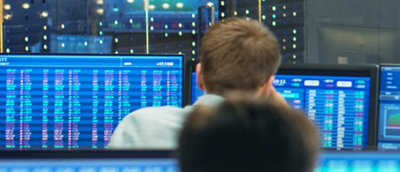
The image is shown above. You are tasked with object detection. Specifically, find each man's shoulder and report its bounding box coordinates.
[123,106,192,124]
[109,106,193,149]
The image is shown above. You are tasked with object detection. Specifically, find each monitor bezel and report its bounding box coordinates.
[277,63,379,150]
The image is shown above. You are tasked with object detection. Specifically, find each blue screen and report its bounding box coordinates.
[1,152,400,171]
[275,75,370,150]
[0,54,183,150]
[0,159,178,172]
[378,66,400,150]
[191,73,371,150]
[317,152,400,171]
[191,72,205,104]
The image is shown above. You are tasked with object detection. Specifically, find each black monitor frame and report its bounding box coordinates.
[278,63,379,150]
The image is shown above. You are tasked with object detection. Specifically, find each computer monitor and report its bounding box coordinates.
[276,64,378,150]
[1,150,400,171]
[0,53,184,150]
[184,60,205,105]
[317,151,400,171]
[0,150,177,171]
[191,72,206,104]
[378,64,400,150]
[188,63,378,150]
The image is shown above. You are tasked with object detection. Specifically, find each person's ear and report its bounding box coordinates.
[196,63,205,91]
[258,75,275,97]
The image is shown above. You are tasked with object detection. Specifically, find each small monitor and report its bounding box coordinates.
[0,150,177,171]
[185,61,205,105]
[0,53,184,150]
[318,151,400,171]
[191,72,206,104]
[378,64,400,150]
[188,63,378,150]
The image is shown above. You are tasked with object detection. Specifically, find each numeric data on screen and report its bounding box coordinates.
[274,75,370,150]
[0,55,183,150]
[378,66,400,150]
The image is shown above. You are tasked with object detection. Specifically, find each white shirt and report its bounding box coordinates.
[107,94,224,149]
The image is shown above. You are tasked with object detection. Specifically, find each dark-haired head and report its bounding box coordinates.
[178,95,319,172]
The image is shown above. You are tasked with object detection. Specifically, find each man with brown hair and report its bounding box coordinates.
[199,18,281,95]
[178,95,319,172]
[108,17,287,149]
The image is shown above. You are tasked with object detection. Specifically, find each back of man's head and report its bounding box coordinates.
[178,95,319,172]
[200,18,281,94]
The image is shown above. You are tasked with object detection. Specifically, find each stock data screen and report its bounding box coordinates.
[0,54,183,150]
[378,66,400,150]
[191,73,371,149]
[274,75,370,150]
[190,68,373,150]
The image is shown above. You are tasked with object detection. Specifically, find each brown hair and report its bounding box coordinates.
[200,17,281,94]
